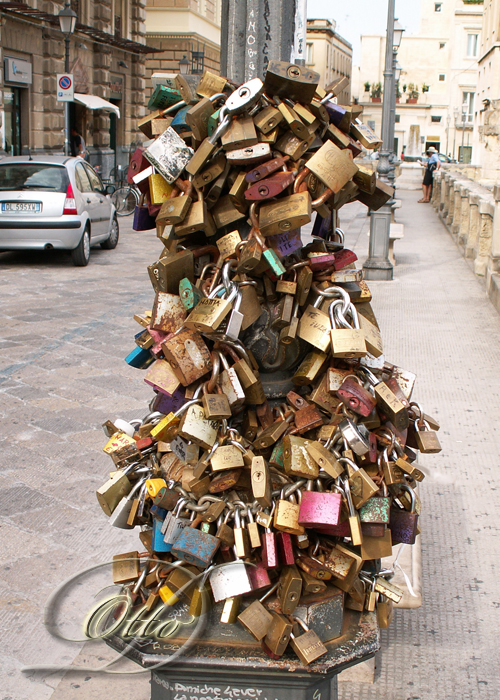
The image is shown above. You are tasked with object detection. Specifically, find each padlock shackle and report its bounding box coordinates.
[293,166,310,194]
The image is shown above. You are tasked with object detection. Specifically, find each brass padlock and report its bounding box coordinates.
[161,328,212,386]
[278,565,303,615]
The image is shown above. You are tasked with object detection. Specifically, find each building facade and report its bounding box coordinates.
[305,18,352,102]
[354,0,483,162]
[145,0,221,100]
[474,0,500,181]
[0,0,151,175]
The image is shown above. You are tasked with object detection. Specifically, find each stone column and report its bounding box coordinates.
[466,193,480,260]
[473,199,494,276]
[485,185,500,295]
[457,184,470,245]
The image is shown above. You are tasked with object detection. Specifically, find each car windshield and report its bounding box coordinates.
[0,164,69,192]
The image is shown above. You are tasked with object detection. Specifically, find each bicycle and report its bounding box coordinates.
[110,182,140,216]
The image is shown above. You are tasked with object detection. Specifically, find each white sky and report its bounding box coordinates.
[306,0,422,64]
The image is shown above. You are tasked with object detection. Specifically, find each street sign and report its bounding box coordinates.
[57,74,74,102]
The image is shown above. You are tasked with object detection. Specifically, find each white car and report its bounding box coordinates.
[0,155,118,266]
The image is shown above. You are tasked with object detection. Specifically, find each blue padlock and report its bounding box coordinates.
[171,105,192,135]
[125,346,154,369]
[171,527,220,568]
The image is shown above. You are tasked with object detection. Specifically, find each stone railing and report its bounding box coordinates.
[431,170,500,312]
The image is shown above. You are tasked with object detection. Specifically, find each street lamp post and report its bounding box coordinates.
[58,1,77,156]
[363,4,403,281]
[387,57,402,191]
[453,107,459,161]
[460,104,467,163]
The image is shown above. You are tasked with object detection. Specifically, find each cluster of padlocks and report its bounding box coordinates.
[97,63,441,666]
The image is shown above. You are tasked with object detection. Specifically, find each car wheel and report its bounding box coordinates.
[101,217,119,249]
[71,226,91,267]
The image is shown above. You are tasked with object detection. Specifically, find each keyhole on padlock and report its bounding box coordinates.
[290,593,297,601]
[258,186,269,196]
[253,470,264,481]
[280,221,292,230]
[288,67,300,77]
[239,88,249,97]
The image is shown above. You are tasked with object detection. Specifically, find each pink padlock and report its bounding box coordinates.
[261,530,279,569]
[298,489,342,528]
[276,532,295,566]
[247,560,272,593]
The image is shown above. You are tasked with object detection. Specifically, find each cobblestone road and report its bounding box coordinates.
[1,190,499,700]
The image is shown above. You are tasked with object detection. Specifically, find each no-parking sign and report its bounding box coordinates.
[56,74,74,101]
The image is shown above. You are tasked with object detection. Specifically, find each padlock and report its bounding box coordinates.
[390,484,419,545]
[202,374,232,421]
[305,440,344,479]
[289,617,328,666]
[263,61,319,102]
[363,368,409,431]
[109,478,148,529]
[262,611,293,658]
[112,551,140,584]
[329,299,367,358]
[144,127,194,184]
[298,481,342,528]
[251,456,272,508]
[237,583,277,640]
[295,553,332,581]
[96,469,132,517]
[283,435,319,479]
[374,576,404,603]
[377,594,394,628]
[209,553,253,602]
[276,531,295,566]
[177,402,218,451]
[337,376,377,417]
[216,511,235,547]
[218,351,246,409]
[170,518,220,568]
[359,481,391,532]
[278,565,303,615]
[342,476,363,547]
[413,418,442,453]
[273,485,305,536]
[341,455,379,509]
[232,506,250,559]
[299,569,327,595]
[162,498,192,550]
[220,596,241,624]
[261,505,279,569]
[189,568,215,617]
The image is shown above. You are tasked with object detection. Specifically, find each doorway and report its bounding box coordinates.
[4,88,22,155]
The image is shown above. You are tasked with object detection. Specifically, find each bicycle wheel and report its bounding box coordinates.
[111,187,138,217]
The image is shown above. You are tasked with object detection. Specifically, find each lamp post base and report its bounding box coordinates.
[363,258,394,281]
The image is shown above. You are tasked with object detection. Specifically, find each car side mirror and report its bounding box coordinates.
[105,184,116,195]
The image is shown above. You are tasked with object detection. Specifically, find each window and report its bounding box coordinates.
[435,3,442,11]
[439,42,446,49]
[75,163,92,193]
[368,120,376,130]
[306,43,313,64]
[462,91,474,122]
[0,164,69,192]
[467,33,479,58]
[395,115,401,123]
[84,163,105,194]
[439,74,446,81]
[431,115,442,122]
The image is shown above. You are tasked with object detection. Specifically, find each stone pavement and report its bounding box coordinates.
[1,189,500,700]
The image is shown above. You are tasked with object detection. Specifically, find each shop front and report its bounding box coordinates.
[2,56,32,156]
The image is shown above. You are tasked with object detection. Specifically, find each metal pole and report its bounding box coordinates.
[364,0,395,281]
[64,35,70,156]
[387,48,398,192]
[460,113,466,162]
[446,115,450,157]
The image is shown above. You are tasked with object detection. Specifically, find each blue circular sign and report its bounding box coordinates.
[59,76,71,90]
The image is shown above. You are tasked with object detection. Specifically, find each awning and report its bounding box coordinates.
[74,93,120,118]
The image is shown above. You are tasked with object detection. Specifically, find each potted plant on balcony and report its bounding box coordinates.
[407,83,419,103]
[370,82,382,102]
[422,83,430,93]
[396,80,402,104]
[364,81,371,93]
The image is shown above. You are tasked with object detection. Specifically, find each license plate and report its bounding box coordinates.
[1,202,41,213]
